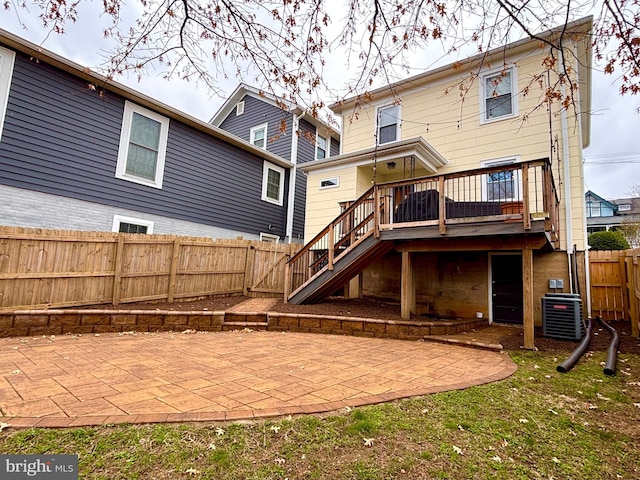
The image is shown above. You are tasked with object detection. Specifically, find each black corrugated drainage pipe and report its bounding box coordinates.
[557,317,592,373]
[596,316,620,376]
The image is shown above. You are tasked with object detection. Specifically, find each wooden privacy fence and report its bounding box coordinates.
[0,226,300,310]
[589,249,640,337]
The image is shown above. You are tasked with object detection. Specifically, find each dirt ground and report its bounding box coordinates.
[84,294,640,355]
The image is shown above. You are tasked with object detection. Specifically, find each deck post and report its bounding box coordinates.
[401,251,416,319]
[523,248,535,349]
[345,274,363,299]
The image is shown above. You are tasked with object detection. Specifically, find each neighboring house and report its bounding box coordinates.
[287,17,593,349]
[586,190,640,231]
[210,84,340,243]
[0,30,296,241]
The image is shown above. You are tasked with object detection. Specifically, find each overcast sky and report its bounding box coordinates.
[1,7,638,200]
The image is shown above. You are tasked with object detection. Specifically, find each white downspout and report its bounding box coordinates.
[560,49,574,294]
[285,113,300,243]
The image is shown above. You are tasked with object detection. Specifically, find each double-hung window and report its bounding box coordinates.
[377,105,399,144]
[262,161,285,205]
[251,123,268,149]
[115,101,169,189]
[481,67,517,122]
[316,134,327,160]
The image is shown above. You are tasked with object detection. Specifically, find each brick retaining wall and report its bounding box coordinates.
[0,310,488,340]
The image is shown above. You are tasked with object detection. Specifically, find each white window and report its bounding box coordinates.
[115,101,169,189]
[377,105,400,144]
[251,123,268,149]
[618,204,631,212]
[236,101,245,116]
[260,232,280,242]
[320,177,339,189]
[112,215,154,234]
[587,201,602,217]
[481,67,517,122]
[316,134,327,160]
[481,157,522,201]
[261,161,285,205]
[0,46,16,142]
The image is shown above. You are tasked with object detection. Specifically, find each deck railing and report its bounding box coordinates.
[286,158,559,299]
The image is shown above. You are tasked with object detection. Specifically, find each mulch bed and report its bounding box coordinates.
[78,295,639,355]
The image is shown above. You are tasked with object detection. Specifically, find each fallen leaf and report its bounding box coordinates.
[363,438,374,447]
[208,443,216,450]
[0,422,11,431]
[519,418,529,424]
[185,467,200,475]
[216,427,225,436]
[270,425,281,433]
[548,409,558,415]
[452,445,463,455]
[633,403,640,408]
[552,457,561,464]
[533,364,540,369]
[457,425,464,431]
[492,455,502,463]
[274,457,285,465]
[501,439,509,448]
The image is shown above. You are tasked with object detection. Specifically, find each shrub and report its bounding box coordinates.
[588,230,630,250]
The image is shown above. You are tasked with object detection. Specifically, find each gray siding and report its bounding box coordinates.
[218,94,293,160]
[292,119,319,237]
[0,52,289,239]
[330,137,340,157]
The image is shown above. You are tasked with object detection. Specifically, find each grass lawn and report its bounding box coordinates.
[1,348,638,479]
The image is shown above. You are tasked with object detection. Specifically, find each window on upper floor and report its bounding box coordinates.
[587,200,602,217]
[262,161,285,205]
[251,123,268,149]
[115,101,170,189]
[320,177,339,189]
[316,134,327,160]
[481,67,517,122]
[112,215,154,234]
[618,204,631,212]
[0,46,16,142]
[377,104,400,144]
[236,101,245,116]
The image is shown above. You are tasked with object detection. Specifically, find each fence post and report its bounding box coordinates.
[112,233,125,305]
[167,237,180,303]
[620,252,630,320]
[628,252,639,338]
[243,245,256,296]
[521,164,531,230]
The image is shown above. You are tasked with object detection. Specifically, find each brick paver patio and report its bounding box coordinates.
[0,329,517,428]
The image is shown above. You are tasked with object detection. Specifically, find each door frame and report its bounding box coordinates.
[488,251,523,325]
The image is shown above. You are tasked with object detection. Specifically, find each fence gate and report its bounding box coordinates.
[246,244,297,296]
[589,250,628,321]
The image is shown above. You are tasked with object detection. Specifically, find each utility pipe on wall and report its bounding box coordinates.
[560,49,574,293]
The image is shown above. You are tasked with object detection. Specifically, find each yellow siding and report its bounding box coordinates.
[304,167,359,240]
[309,43,587,249]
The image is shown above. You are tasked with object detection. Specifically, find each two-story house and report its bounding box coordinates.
[210,84,340,243]
[586,190,640,246]
[0,30,297,241]
[286,17,593,349]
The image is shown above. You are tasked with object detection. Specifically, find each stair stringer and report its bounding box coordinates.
[288,236,394,305]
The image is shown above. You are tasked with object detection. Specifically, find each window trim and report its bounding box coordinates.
[112,215,154,234]
[0,46,16,143]
[316,134,328,160]
[250,122,269,150]
[319,177,340,189]
[480,156,522,201]
[261,161,285,206]
[236,101,245,116]
[376,104,401,145]
[115,101,170,189]
[617,204,631,212]
[479,66,518,124]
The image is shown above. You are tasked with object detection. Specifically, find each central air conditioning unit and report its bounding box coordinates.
[542,293,585,341]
